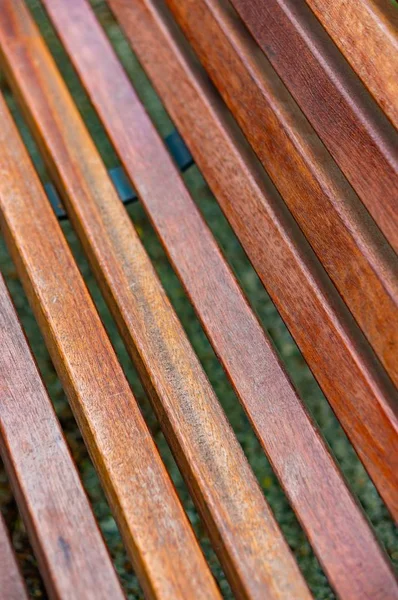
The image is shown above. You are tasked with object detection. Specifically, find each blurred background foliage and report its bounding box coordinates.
[0,1,396,598]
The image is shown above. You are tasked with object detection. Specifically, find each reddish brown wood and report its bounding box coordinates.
[230,0,398,254]
[0,274,125,599]
[0,94,220,600]
[0,2,311,598]
[27,0,398,596]
[160,0,398,518]
[0,513,29,600]
[304,0,398,130]
[163,0,398,386]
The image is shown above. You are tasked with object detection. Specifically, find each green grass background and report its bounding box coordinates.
[0,1,396,598]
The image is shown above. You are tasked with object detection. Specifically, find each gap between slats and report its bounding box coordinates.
[0,512,29,600]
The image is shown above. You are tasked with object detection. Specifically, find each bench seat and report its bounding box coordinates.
[0,0,396,598]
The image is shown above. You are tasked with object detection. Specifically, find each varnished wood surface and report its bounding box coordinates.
[0,512,29,600]
[0,274,125,600]
[33,0,398,597]
[163,0,398,519]
[304,0,398,130]
[0,2,312,598]
[0,93,220,600]
[230,0,398,254]
[164,0,398,387]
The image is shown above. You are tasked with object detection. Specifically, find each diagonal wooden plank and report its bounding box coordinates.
[229,0,398,254]
[304,0,398,130]
[162,0,398,381]
[26,0,398,597]
[0,2,311,598]
[0,513,29,600]
[10,2,398,597]
[153,0,398,516]
[0,94,220,600]
[36,0,398,521]
[0,274,125,599]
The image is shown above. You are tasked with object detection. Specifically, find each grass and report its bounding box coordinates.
[0,1,396,598]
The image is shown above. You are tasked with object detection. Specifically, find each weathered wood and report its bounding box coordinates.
[164,0,398,385]
[0,513,29,600]
[0,93,220,600]
[0,2,311,598]
[160,0,398,519]
[0,274,125,599]
[304,0,398,130]
[29,0,398,597]
[230,0,398,254]
[1,0,397,596]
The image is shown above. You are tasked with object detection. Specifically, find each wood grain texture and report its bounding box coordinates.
[0,274,125,600]
[0,2,311,598]
[0,513,29,600]
[162,0,398,519]
[230,0,398,254]
[304,0,398,130]
[165,0,398,387]
[0,95,220,600]
[35,0,398,597]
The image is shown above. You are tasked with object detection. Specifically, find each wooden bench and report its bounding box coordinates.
[0,0,396,598]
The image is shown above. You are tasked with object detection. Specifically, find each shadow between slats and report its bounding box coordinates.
[0,508,29,599]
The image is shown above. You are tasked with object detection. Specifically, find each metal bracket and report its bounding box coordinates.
[44,129,194,219]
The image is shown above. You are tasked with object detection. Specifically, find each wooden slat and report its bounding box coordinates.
[304,0,398,131]
[160,0,398,518]
[0,274,125,599]
[230,0,398,254]
[0,95,220,600]
[0,513,29,600]
[0,3,311,599]
[28,0,398,597]
[164,0,398,384]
